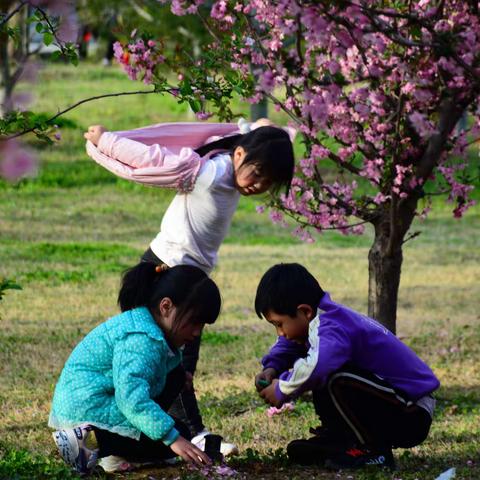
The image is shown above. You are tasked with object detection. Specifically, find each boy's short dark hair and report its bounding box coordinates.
[255,263,325,318]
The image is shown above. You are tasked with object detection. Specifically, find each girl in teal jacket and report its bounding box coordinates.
[49,263,219,475]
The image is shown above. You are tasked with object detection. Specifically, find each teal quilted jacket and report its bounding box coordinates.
[48,307,182,445]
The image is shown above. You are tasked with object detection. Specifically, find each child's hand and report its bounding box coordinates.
[255,367,277,392]
[170,436,211,467]
[259,379,282,407]
[84,125,107,146]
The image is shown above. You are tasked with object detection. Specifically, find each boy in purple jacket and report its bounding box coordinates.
[254,263,439,470]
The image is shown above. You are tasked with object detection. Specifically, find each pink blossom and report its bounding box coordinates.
[327,60,340,75]
[195,111,213,120]
[266,402,295,417]
[0,141,37,182]
[211,0,229,21]
[114,34,165,84]
[409,112,438,139]
[269,210,284,224]
[187,462,238,478]
[292,227,314,243]
[351,224,365,235]
[373,193,388,205]
[258,70,276,93]
[214,465,237,477]
[311,144,331,159]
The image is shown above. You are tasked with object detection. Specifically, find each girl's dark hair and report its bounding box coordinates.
[194,126,295,194]
[118,262,221,326]
[255,263,325,318]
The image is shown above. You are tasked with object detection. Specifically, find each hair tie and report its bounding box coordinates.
[155,263,169,273]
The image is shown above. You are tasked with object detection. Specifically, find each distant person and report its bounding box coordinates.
[102,35,116,66]
[254,263,440,470]
[78,25,92,59]
[50,263,219,475]
[84,119,295,458]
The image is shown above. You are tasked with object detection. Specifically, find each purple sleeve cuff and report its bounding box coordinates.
[261,336,308,373]
[262,359,282,372]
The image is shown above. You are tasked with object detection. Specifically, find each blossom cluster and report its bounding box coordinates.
[183,462,238,478]
[266,402,295,417]
[159,0,480,235]
[113,32,165,84]
[0,141,37,182]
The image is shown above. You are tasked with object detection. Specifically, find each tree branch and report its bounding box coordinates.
[466,136,480,147]
[276,203,371,232]
[401,230,421,245]
[0,1,28,28]
[416,96,468,181]
[35,6,70,56]
[386,94,405,256]
[1,89,160,140]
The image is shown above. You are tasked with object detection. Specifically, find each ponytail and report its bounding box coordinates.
[194,134,242,158]
[118,262,158,312]
[118,262,221,325]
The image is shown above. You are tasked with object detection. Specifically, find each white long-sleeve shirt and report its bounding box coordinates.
[150,153,240,273]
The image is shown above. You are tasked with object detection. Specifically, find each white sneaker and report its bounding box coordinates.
[52,425,99,475]
[191,429,239,457]
[99,455,154,473]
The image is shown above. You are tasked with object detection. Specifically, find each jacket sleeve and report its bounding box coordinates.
[275,321,352,404]
[86,132,203,193]
[261,336,308,374]
[112,333,179,445]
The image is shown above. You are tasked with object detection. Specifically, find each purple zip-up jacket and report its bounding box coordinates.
[262,292,440,405]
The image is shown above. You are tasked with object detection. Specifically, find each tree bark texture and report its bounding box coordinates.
[368,223,403,335]
[368,190,422,334]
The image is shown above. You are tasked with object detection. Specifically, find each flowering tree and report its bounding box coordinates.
[112,0,479,332]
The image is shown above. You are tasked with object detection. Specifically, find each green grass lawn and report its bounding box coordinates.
[0,63,479,479]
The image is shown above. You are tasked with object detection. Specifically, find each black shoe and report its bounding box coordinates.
[287,429,349,466]
[325,447,396,470]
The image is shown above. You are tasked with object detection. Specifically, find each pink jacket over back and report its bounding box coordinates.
[85,122,241,193]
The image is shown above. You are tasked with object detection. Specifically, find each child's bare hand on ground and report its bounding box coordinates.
[259,379,282,407]
[84,125,107,146]
[255,367,277,392]
[170,436,211,467]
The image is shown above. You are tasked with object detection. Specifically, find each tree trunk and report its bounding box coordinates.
[367,224,403,334]
[367,190,421,334]
[0,0,15,114]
